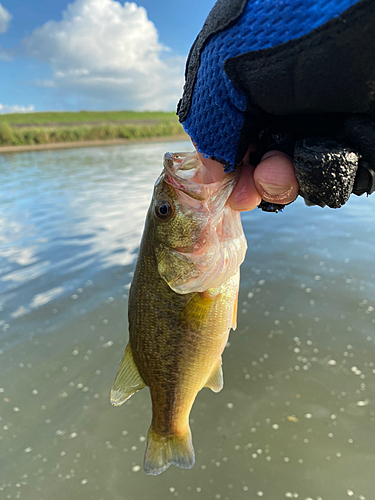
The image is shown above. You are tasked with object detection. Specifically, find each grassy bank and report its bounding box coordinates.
[0,121,184,146]
[0,110,177,126]
[0,111,184,147]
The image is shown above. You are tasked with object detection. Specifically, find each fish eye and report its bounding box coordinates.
[155,200,173,220]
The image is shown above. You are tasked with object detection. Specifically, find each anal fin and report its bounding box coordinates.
[205,358,223,393]
[110,343,146,406]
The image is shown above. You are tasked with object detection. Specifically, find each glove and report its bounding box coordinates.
[177,0,375,209]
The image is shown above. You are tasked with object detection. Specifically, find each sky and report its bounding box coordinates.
[0,0,217,113]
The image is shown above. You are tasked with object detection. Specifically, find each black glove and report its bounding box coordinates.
[177,0,375,209]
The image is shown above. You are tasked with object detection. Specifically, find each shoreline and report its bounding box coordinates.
[0,133,189,154]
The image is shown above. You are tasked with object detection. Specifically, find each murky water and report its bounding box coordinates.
[1,140,375,500]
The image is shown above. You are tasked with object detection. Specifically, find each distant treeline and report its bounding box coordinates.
[0,122,184,146]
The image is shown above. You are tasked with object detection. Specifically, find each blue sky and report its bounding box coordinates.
[0,0,216,113]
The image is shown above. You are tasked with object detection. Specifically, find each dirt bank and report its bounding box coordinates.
[0,134,189,154]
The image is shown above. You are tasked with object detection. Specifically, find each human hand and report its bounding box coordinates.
[196,148,299,212]
[180,0,375,211]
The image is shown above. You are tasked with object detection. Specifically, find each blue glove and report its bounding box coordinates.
[177,0,375,208]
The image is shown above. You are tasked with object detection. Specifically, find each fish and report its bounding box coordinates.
[110,152,247,475]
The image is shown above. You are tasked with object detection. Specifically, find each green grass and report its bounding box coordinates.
[0,121,185,147]
[0,110,186,148]
[0,110,177,126]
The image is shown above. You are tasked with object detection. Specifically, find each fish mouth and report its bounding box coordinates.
[163,152,238,212]
[159,152,247,294]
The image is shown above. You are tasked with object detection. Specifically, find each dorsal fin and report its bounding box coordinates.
[205,358,223,393]
[110,343,146,406]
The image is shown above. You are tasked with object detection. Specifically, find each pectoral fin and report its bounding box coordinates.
[205,358,224,393]
[110,344,146,406]
[179,292,215,331]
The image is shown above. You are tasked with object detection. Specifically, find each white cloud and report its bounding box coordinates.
[0,103,35,114]
[25,0,185,110]
[0,46,11,60]
[0,3,11,34]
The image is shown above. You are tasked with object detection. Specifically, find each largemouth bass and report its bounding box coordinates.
[111,152,247,475]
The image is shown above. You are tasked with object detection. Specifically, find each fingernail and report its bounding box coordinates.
[258,182,293,196]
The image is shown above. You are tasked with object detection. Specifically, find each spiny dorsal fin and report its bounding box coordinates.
[110,343,146,406]
[205,358,223,393]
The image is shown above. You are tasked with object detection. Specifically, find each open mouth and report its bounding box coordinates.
[159,152,248,294]
[163,152,238,210]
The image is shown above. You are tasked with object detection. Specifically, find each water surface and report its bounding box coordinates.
[1,141,375,500]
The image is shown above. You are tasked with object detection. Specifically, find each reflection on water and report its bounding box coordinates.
[1,141,375,500]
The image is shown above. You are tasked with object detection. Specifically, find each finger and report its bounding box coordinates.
[195,151,227,182]
[195,145,262,211]
[227,163,262,211]
[253,151,299,204]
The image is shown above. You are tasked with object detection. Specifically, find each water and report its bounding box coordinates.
[1,140,375,500]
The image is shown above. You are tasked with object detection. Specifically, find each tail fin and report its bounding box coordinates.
[143,425,195,475]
